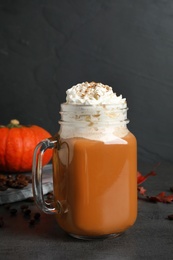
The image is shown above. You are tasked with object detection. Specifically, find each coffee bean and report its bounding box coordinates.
[10,208,17,216]
[0,173,31,190]
[20,204,29,211]
[23,209,31,216]
[34,212,41,220]
[0,174,7,181]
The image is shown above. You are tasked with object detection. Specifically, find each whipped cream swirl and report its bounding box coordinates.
[66,81,127,108]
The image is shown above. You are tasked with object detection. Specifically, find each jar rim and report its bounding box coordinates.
[61,102,128,111]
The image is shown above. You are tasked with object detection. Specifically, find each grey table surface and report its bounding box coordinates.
[0,161,173,260]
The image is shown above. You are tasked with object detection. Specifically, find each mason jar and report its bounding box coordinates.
[32,102,137,240]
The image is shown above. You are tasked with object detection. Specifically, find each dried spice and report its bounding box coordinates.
[137,164,173,220]
[137,170,157,196]
[137,186,147,196]
[137,163,160,196]
[137,171,156,186]
[147,192,173,203]
[137,169,173,203]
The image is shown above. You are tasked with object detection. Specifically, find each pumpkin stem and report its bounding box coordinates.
[7,119,21,128]
[10,119,20,125]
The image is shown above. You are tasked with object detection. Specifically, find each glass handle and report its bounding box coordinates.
[32,137,58,214]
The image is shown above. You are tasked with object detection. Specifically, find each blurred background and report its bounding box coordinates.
[0,0,173,163]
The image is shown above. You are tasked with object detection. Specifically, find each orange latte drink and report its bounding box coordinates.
[53,133,137,237]
[33,81,137,239]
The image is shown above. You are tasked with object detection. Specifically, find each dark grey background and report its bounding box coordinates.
[0,0,173,163]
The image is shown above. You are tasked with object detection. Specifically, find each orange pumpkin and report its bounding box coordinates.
[0,119,52,173]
